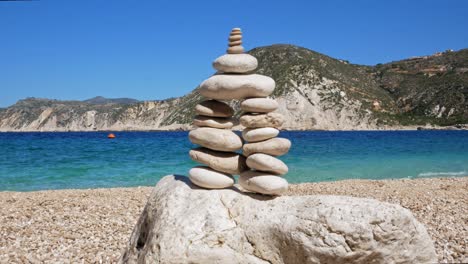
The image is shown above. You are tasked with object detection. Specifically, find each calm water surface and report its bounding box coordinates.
[0,131,467,191]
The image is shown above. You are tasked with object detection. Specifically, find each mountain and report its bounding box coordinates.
[0,45,466,131]
[83,96,140,105]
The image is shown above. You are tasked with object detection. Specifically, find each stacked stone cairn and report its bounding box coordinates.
[188,28,291,195]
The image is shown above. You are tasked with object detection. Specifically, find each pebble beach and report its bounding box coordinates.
[1,177,466,263]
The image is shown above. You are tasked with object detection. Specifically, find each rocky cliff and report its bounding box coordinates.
[1,45,467,131]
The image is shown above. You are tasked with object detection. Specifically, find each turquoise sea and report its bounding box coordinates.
[0,131,467,191]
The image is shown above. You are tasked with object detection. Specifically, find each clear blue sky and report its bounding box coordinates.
[1,0,467,107]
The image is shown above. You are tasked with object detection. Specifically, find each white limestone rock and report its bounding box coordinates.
[243,137,291,157]
[120,175,437,264]
[213,54,258,73]
[189,166,234,189]
[189,127,243,152]
[239,170,288,195]
[195,100,234,117]
[189,147,247,175]
[246,153,288,175]
[241,98,279,113]
[242,127,279,142]
[199,74,275,100]
[240,112,285,128]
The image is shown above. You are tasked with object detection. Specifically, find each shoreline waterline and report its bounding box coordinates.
[1,174,467,193]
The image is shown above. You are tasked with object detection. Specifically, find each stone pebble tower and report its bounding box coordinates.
[188,28,291,195]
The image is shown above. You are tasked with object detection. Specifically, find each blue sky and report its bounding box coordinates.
[1,0,467,107]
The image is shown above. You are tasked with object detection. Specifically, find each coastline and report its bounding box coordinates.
[0,125,467,132]
[0,177,466,263]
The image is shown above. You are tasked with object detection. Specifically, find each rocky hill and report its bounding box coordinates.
[83,96,140,105]
[0,45,466,131]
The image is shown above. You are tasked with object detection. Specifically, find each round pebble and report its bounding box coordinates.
[239,170,288,195]
[189,127,242,152]
[189,147,247,175]
[229,35,242,41]
[246,153,288,175]
[195,100,234,117]
[193,116,234,129]
[243,137,291,156]
[240,113,284,128]
[227,46,244,54]
[242,127,279,142]
[189,166,234,189]
[213,54,258,73]
[199,74,275,100]
[241,98,278,113]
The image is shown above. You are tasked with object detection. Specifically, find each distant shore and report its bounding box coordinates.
[0,124,467,133]
[0,177,466,263]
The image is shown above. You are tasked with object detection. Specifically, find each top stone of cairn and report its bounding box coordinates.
[212,28,258,74]
[227,28,244,54]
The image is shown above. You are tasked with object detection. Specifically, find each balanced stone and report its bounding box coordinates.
[246,153,288,175]
[189,127,242,152]
[193,115,234,129]
[213,54,258,73]
[241,98,278,113]
[229,40,242,47]
[243,137,291,157]
[189,166,234,189]
[199,74,275,100]
[189,147,247,175]
[195,100,234,117]
[227,45,244,54]
[242,127,279,142]
[228,40,242,46]
[239,170,288,195]
[240,112,284,128]
[229,35,242,41]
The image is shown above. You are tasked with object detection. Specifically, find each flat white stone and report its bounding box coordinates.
[195,100,234,117]
[242,127,279,142]
[189,127,242,152]
[189,166,234,189]
[243,137,291,156]
[246,153,288,175]
[189,147,247,175]
[239,170,288,195]
[213,54,258,73]
[199,74,275,100]
[193,115,234,129]
[241,98,278,113]
[240,113,284,128]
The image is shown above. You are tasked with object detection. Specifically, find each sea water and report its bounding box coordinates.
[0,131,467,191]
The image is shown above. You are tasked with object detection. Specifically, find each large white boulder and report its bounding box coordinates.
[120,175,437,264]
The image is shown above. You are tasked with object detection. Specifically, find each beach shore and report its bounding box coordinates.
[1,177,466,263]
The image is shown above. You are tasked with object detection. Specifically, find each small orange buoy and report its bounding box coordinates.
[107,133,116,139]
